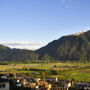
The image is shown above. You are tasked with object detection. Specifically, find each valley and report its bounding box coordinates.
[0,62,90,82]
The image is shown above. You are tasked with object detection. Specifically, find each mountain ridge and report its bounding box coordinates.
[0,30,90,61]
[36,30,90,61]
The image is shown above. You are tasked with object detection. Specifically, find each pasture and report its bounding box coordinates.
[0,62,90,82]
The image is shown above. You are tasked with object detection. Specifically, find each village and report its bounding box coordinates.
[0,73,90,90]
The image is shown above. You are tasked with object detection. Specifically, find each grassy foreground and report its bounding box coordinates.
[0,62,90,82]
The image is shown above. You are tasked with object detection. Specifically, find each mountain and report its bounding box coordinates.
[0,45,11,61]
[0,45,38,61]
[10,49,38,61]
[0,30,90,62]
[36,30,90,61]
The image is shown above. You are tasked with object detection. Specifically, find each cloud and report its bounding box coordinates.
[0,42,48,50]
[60,0,72,7]
[83,26,90,31]
[60,0,72,3]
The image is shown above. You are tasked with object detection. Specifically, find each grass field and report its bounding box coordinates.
[0,62,90,82]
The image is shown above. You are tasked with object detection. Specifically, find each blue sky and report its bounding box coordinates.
[0,0,90,49]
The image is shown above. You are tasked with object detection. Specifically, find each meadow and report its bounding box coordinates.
[0,61,90,82]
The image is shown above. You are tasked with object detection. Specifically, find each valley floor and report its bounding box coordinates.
[0,62,90,82]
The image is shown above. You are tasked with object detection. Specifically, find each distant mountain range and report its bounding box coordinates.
[0,30,90,62]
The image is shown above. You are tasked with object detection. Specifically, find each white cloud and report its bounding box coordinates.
[60,0,72,8]
[0,41,48,50]
[83,26,90,31]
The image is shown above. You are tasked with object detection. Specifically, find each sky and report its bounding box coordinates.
[0,0,90,50]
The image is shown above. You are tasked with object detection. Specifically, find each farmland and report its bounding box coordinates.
[0,61,90,82]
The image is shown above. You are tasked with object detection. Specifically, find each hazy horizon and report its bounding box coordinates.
[0,41,47,50]
[0,30,88,50]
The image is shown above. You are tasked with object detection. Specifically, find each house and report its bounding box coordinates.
[1,75,8,79]
[75,82,90,90]
[64,81,72,88]
[34,77,41,82]
[45,77,58,82]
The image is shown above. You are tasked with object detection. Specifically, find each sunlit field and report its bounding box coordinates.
[0,61,90,82]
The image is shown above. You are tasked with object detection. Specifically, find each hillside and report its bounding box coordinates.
[0,45,38,61]
[0,30,90,61]
[36,30,90,61]
[0,45,11,61]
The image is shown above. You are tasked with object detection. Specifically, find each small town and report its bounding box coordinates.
[0,0,90,90]
[0,73,90,90]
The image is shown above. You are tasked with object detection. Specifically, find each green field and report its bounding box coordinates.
[0,62,90,82]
